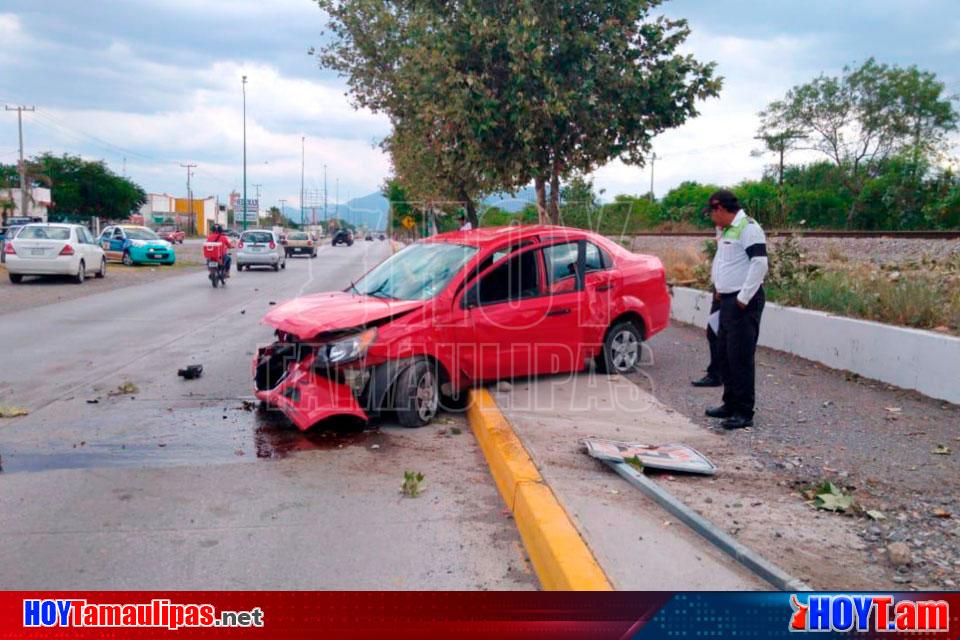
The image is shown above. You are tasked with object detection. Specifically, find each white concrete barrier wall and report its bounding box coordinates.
[670,286,960,405]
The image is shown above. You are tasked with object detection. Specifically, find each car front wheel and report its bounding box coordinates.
[122,251,134,266]
[597,320,643,374]
[395,359,439,427]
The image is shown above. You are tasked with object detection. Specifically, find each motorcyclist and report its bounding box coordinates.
[205,224,233,276]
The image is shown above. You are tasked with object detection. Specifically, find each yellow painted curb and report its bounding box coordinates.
[466,388,612,591]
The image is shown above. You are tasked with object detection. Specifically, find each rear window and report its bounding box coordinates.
[242,232,273,243]
[289,232,308,240]
[18,226,71,240]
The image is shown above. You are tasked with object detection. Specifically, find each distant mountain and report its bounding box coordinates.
[286,186,539,229]
[483,188,538,212]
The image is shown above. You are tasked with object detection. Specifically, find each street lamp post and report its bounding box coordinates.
[300,136,305,229]
[242,75,248,231]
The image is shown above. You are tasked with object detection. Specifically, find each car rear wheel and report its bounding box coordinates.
[9,273,22,284]
[597,320,643,374]
[395,360,439,427]
[96,257,106,278]
[122,251,134,267]
[74,260,86,284]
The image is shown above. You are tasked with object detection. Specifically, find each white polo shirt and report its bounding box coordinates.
[710,210,769,305]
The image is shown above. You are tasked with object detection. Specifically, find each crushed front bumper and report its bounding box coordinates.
[253,344,369,430]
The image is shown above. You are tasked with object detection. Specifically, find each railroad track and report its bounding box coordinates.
[628,229,960,239]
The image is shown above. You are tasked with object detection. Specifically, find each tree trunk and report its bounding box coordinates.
[548,172,561,225]
[535,177,548,224]
[464,197,478,229]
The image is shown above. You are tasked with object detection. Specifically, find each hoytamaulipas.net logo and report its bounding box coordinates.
[23,598,264,630]
[789,594,949,633]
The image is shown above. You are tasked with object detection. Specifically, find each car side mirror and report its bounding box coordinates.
[463,285,480,310]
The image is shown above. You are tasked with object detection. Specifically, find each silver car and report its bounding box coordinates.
[236,229,286,272]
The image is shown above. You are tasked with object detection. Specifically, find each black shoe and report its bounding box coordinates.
[721,414,753,430]
[692,374,722,388]
[705,405,733,419]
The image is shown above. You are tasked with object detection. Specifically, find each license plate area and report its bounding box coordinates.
[207,260,220,267]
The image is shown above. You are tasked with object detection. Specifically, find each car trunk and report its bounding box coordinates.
[12,238,69,260]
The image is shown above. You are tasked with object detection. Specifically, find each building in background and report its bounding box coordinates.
[0,187,52,221]
[138,193,224,234]
[174,196,219,234]
[138,193,176,225]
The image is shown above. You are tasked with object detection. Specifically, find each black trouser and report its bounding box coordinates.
[718,288,765,418]
[706,296,723,380]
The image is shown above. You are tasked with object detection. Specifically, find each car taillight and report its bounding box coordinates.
[4,242,15,255]
[59,244,75,256]
[238,241,244,249]
[269,241,276,249]
[307,240,313,246]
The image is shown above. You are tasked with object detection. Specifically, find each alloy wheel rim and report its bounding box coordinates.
[611,330,639,371]
[415,370,438,421]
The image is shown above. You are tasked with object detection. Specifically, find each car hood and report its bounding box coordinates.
[262,291,424,339]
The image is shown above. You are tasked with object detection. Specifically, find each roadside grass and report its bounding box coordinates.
[660,239,960,335]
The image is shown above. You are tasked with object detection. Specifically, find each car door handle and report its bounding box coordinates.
[594,284,614,292]
[546,308,571,317]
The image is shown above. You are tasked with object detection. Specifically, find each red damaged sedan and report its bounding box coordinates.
[254,225,670,430]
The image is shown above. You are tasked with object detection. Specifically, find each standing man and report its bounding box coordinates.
[703,190,768,429]
[458,213,473,231]
[691,225,724,388]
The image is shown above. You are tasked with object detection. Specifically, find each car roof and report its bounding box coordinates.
[21,222,75,228]
[423,224,591,247]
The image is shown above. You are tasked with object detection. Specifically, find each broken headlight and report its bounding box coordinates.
[314,327,377,367]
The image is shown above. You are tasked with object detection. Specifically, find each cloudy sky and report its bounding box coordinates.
[1,0,958,210]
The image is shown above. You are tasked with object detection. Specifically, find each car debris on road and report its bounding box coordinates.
[177,364,204,380]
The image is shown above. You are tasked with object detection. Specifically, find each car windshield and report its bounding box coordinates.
[125,227,159,241]
[19,226,71,240]
[351,242,477,300]
[242,231,273,243]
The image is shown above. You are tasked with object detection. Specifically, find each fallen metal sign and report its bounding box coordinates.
[583,439,716,475]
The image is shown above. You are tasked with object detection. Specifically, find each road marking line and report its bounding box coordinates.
[466,388,612,591]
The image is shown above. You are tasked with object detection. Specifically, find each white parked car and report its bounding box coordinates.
[4,223,107,284]
[236,229,286,271]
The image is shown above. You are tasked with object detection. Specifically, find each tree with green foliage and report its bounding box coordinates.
[493,0,720,223]
[559,175,602,228]
[660,181,722,227]
[733,179,780,226]
[759,58,958,228]
[316,0,720,226]
[1,153,146,223]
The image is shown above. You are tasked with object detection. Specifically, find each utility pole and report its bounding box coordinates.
[300,136,305,228]
[180,163,197,234]
[278,198,287,226]
[5,105,36,219]
[649,152,656,201]
[242,75,248,231]
[252,183,262,224]
[322,164,328,224]
[335,178,339,222]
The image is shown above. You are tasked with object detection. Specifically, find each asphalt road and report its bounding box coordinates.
[0,240,535,589]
